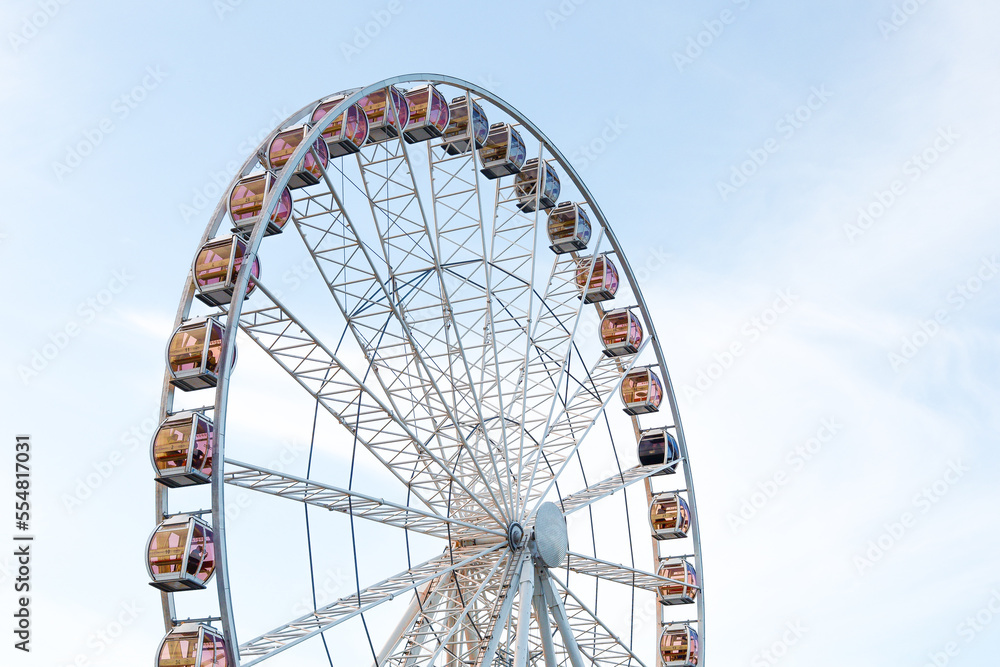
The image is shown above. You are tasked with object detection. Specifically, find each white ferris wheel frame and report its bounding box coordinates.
[154,73,705,667]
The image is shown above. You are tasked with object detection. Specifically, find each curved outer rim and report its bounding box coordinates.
[155,73,705,666]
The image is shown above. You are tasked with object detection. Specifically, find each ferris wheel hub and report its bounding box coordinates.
[507,521,525,549]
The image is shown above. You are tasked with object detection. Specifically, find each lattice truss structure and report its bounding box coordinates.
[154,76,704,667]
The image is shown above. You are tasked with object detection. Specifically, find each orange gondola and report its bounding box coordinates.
[166,318,233,392]
[311,95,369,157]
[156,624,227,667]
[547,202,592,253]
[359,85,408,143]
[600,309,643,357]
[403,84,450,143]
[649,492,692,540]
[267,125,329,189]
[228,173,292,237]
[192,236,260,307]
[147,515,216,592]
[660,625,700,666]
[657,558,699,606]
[151,412,215,488]
[574,254,619,303]
[620,366,662,415]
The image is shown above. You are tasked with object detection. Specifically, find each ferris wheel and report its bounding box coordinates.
[146,75,704,667]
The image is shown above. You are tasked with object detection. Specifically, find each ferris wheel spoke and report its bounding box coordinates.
[424,111,522,522]
[558,463,679,516]
[379,576,457,667]
[512,225,610,519]
[547,572,649,667]
[222,459,504,541]
[522,336,654,519]
[437,172,521,526]
[425,112,486,267]
[455,341,652,528]
[381,551,510,667]
[359,135,515,521]
[478,140,546,509]
[293,143,512,525]
[238,543,505,666]
[291,183,511,529]
[370,578,435,667]
[227,279,492,519]
[516,344,623,514]
[486,142,545,514]
[563,552,695,595]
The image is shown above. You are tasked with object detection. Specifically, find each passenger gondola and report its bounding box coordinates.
[192,236,259,307]
[166,318,232,392]
[600,309,643,357]
[359,86,408,143]
[660,624,700,666]
[267,125,329,189]
[479,123,526,179]
[637,428,680,473]
[620,366,663,415]
[311,95,369,157]
[649,492,692,540]
[151,412,215,488]
[547,202,592,253]
[147,515,216,592]
[574,254,619,303]
[403,84,450,143]
[156,624,227,667]
[514,158,560,212]
[441,96,488,155]
[657,558,699,606]
[228,173,292,237]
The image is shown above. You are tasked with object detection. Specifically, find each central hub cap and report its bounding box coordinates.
[507,522,525,549]
[532,502,569,568]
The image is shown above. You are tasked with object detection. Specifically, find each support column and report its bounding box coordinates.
[513,562,535,667]
[480,552,527,667]
[538,568,586,667]
[531,568,558,667]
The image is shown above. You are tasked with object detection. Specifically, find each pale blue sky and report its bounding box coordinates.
[1,1,998,666]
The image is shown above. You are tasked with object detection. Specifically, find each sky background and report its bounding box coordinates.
[1,1,999,666]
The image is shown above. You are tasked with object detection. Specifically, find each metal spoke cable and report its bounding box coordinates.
[601,408,638,666]
[325,157,436,266]
[335,165,388,663]
[347,268,432,323]
[442,265,608,404]
[348,362,380,665]
[374,130,463,664]
[581,406,639,666]
[304,383,335,667]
